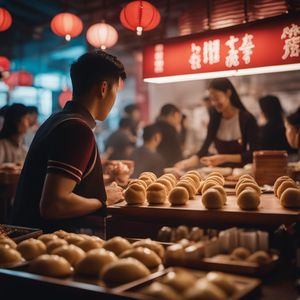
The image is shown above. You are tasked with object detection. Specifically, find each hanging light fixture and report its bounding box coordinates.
[120,0,160,36]
[0,56,10,72]
[0,8,12,32]
[86,22,118,50]
[58,88,72,108]
[51,13,83,41]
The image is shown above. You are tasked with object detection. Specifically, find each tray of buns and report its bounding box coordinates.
[112,172,300,228]
[0,231,167,295]
[114,267,261,300]
[0,224,42,243]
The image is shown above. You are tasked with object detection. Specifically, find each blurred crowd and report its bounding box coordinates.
[1,78,300,177]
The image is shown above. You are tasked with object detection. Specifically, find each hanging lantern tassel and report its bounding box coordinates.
[120,1,160,36]
[51,13,83,41]
[86,22,118,50]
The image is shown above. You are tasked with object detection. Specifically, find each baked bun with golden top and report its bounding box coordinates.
[132,238,165,258]
[177,180,196,199]
[47,239,68,254]
[64,233,85,246]
[101,258,150,285]
[37,234,58,245]
[0,244,24,266]
[168,186,189,206]
[17,238,47,260]
[124,183,146,205]
[147,182,168,204]
[52,244,85,267]
[76,238,104,252]
[141,282,181,300]
[237,188,260,210]
[202,188,223,209]
[277,180,297,198]
[76,248,117,277]
[280,187,300,208]
[29,254,73,278]
[274,176,292,196]
[156,178,173,194]
[0,237,17,249]
[119,246,162,268]
[103,236,132,256]
[236,182,261,196]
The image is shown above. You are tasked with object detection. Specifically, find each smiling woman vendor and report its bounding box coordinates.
[175,78,258,169]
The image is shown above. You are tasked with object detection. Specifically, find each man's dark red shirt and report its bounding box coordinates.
[12,101,106,231]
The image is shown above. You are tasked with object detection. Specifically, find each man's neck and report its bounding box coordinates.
[73,97,97,120]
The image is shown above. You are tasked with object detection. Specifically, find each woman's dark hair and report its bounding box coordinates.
[259,95,283,122]
[70,50,126,97]
[287,107,300,127]
[209,78,246,111]
[0,103,28,139]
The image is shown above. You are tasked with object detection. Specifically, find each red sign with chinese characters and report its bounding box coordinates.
[143,14,300,79]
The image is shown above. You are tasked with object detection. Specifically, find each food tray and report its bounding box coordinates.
[0,224,42,242]
[114,267,261,299]
[183,253,279,277]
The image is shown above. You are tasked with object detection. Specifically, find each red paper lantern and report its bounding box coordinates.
[58,89,72,108]
[120,1,160,35]
[86,22,118,50]
[0,56,10,72]
[4,71,33,88]
[0,8,12,32]
[51,13,83,41]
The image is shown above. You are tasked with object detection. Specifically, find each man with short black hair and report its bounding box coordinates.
[124,103,142,137]
[131,124,164,177]
[12,51,126,231]
[156,103,183,168]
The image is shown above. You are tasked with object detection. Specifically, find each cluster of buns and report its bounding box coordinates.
[200,172,226,209]
[274,176,300,208]
[230,247,272,265]
[157,225,204,243]
[235,175,261,210]
[124,170,203,206]
[0,237,24,267]
[141,268,236,300]
[1,232,165,286]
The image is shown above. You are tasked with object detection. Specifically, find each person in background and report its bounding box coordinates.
[179,114,188,149]
[124,103,143,138]
[12,51,125,232]
[24,106,39,148]
[0,104,29,165]
[105,117,135,160]
[156,103,183,168]
[0,105,8,132]
[258,95,294,153]
[131,124,164,178]
[175,78,258,169]
[285,107,300,153]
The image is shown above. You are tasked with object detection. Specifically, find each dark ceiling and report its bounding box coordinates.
[0,0,299,73]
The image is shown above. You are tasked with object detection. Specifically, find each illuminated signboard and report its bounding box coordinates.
[143,14,300,83]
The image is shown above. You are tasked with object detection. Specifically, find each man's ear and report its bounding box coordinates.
[100,81,108,97]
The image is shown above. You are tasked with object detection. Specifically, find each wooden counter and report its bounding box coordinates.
[106,194,300,238]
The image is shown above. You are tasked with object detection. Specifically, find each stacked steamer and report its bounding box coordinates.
[274,176,300,208]
[124,170,203,206]
[0,231,166,286]
[235,175,261,210]
[200,172,226,209]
